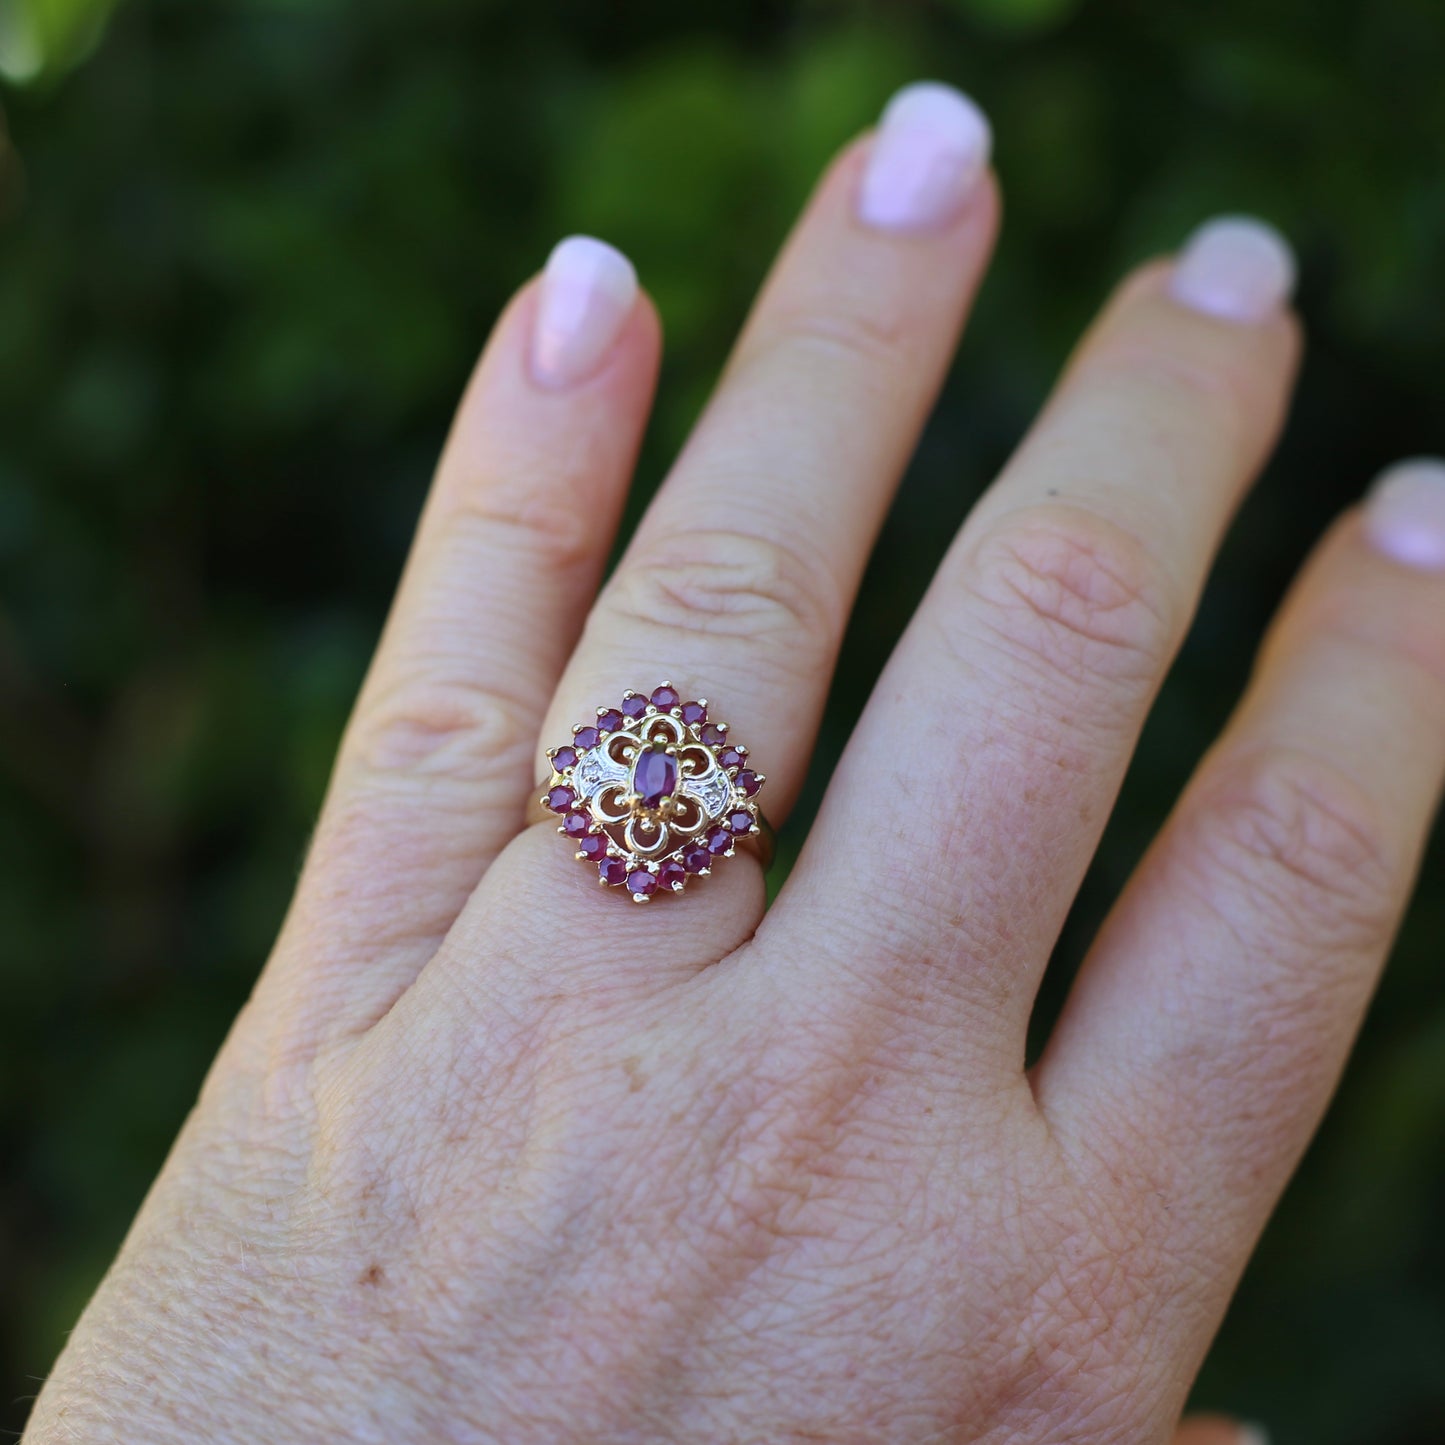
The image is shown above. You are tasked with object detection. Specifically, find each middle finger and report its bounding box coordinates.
[778,218,1300,1064]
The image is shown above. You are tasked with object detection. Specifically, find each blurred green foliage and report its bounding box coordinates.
[0,0,115,83]
[1,1,1443,1439]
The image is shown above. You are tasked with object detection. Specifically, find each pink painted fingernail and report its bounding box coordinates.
[530,235,638,389]
[1364,457,1445,571]
[857,81,992,234]
[1169,216,1296,323]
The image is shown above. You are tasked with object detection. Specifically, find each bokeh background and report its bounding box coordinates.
[2,0,1443,1438]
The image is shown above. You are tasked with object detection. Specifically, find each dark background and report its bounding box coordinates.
[2,0,1443,1439]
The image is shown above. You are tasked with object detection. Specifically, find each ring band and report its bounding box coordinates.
[527,683,772,900]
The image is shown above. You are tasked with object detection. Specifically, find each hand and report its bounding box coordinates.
[26,82,1445,1445]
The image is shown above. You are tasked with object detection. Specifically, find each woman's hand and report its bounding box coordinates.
[26,82,1445,1445]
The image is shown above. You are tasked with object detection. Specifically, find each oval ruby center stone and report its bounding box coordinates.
[633,746,678,809]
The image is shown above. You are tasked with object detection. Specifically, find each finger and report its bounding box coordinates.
[777,218,1299,1062]
[536,82,998,835]
[266,238,660,1038]
[437,82,1001,983]
[1037,463,1445,1335]
[1173,1418,1269,1445]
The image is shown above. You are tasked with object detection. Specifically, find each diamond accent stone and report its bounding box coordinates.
[683,762,732,819]
[573,746,629,800]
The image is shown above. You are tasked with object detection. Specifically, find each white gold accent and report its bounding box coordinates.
[573,745,629,800]
[682,761,732,821]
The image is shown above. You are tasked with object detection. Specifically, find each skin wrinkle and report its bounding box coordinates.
[29,104,1444,1445]
[952,509,1180,692]
[604,524,848,657]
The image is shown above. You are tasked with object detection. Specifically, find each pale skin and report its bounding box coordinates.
[25,83,1445,1445]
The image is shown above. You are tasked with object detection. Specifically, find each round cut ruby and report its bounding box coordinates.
[632,746,678,808]
[596,708,623,733]
[650,684,680,710]
[620,693,648,719]
[545,785,574,813]
[705,825,732,854]
[657,859,687,890]
[551,745,579,771]
[573,725,601,750]
[734,769,760,796]
[598,857,627,886]
[563,810,591,837]
[718,746,745,771]
[680,700,708,726]
[727,808,754,835]
[699,723,727,747]
[627,868,658,897]
[576,834,607,859]
[682,844,711,873]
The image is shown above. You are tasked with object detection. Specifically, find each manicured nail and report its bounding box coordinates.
[1238,1425,1271,1445]
[857,81,992,234]
[1364,457,1445,571]
[1169,216,1296,323]
[530,235,638,389]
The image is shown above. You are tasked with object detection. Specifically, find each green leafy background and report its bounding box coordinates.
[1,0,1443,1439]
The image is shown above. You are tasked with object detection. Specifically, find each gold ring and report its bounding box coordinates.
[527,682,772,900]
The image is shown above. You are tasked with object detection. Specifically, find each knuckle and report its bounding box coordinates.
[958,506,1175,689]
[350,671,535,782]
[603,526,840,648]
[1081,338,1253,457]
[1305,588,1445,702]
[752,299,914,376]
[441,468,599,576]
[1186,745,1399,955]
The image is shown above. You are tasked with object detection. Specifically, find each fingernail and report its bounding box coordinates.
[1169,216,1296,323]
[1364,457,1445,571]
[530,235,638,389]
[1238,1425,1271,1445]
[856,81,992,234]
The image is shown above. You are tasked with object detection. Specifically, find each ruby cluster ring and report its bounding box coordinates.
[530,683,771,900]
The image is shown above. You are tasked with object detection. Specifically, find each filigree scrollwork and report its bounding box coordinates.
[542,683,767,900]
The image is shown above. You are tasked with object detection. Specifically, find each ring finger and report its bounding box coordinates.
[434,83,1001,986]
[531,82,998,868]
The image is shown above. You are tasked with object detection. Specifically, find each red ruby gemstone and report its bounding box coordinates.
[596,708,623,733]
[620,693,648,719]
[573,726,601,749]
[650,684,680,710]
[734,769,760,796]
[545,785,574,813]
[718,746,745,771]
[727,809,754,835]
[632,746,678,807]
[699,723,727,747]
[657,859,687,890]
[679,700,708,726]
[576,834,607,859]
[552,745,579,771]
[705,825,732,854]
[682,844,711,873]
[598,857,627,886]
[627,868,658,896]
[563,811,591,837]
